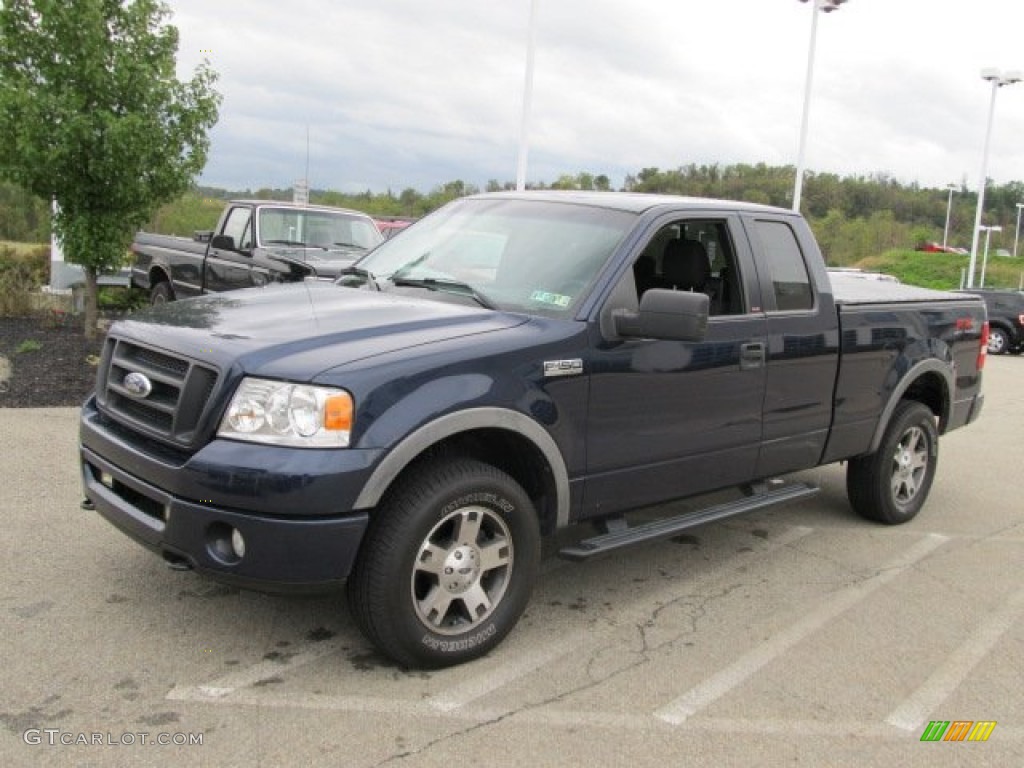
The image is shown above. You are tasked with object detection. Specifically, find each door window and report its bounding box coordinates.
[221,207,253,250]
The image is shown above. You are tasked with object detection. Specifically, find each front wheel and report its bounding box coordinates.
[150,281,175,305]
[346,458,540,668]
[846,401,938,525]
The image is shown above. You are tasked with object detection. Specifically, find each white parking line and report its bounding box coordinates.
[654,533,949,725]
[429,525,817,713]
[430,633,589,712]
[166,637,348,700]
[886,585,1024,731]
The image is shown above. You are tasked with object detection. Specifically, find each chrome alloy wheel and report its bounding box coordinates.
[891,425,929,506]
[411,505,513,635]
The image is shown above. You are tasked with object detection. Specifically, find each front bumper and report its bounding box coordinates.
[80,398,379,591]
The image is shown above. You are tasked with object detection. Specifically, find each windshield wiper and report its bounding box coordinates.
[332,241,367,250]
[339,265,382,291]
[390,276,496,309]
[264,239,326,250]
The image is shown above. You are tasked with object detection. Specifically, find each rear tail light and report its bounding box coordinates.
[978,321,989,370]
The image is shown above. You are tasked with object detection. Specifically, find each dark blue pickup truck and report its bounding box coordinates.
[80,192,987,668]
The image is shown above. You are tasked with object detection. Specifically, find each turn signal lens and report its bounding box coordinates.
[219,378,353,447]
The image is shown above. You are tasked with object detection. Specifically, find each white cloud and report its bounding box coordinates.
[167,0,1024,194]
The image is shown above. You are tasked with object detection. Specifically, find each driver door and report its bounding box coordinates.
[581,213,768,519]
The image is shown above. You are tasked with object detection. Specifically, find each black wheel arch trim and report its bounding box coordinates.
[867,359,952,454]
[353,407,571,528]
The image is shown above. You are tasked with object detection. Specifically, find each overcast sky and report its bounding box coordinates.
[168,0,1024,196]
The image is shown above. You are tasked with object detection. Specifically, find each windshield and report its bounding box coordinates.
[349,197,636,315]
[258,208,384,250]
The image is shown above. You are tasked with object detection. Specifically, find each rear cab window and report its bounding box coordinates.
[753,220,814,312]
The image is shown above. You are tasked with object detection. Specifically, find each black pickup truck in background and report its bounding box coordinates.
[131,200,384,303]
[956,288,1024,355]
[82,191,987,668]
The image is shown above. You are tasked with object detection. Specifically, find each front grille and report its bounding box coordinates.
[96,337,220,448]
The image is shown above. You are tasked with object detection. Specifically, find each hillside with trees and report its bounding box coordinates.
[3,162,1024,290]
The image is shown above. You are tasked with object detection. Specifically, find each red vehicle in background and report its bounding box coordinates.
[374,217,415,239]
[915,241,966,254]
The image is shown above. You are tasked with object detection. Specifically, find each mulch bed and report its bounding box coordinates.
[0,315,107,408]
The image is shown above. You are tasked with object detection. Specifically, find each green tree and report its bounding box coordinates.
[0,0,220,337]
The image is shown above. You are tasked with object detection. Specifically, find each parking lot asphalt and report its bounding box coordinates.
[1,357,1022,767]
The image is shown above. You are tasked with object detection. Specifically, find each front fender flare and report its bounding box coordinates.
[353,407,571,528]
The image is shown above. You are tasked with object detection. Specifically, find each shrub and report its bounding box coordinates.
[98,285,148,312]
[0,244,48,316]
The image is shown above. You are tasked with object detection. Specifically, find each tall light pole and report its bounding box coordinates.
[942,183,957,250]
[1014,202,1024,257]
[792,0,851,213]
[515,0,539,192]
[979,225,1002,287]
[967,68,1023,287]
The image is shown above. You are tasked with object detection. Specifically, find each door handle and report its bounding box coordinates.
[740,342,765,370]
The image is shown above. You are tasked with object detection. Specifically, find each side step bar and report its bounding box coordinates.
[558,482,819,561]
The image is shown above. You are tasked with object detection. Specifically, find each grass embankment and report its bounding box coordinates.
[0,240,47,255]
[853,249,1024,291]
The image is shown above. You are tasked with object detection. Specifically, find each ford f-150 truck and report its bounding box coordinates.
[131,199,384,304]
[81,191,987,668]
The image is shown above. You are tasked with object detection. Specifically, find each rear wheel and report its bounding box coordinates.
[150,281,175,305]
[987,326,1009,355]
[346,457,540,668]
[846,401,938,525]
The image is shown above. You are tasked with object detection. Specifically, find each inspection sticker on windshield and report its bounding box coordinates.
[530,290,571,308]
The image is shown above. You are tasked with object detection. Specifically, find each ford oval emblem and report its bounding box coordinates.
[123,372,153,399]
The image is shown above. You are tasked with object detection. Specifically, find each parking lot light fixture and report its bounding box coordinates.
[1014,202,1024,258]
[967,69,1023,288]
[979,224,1002,288]
[792,0,852,213]
[943,184,957,250]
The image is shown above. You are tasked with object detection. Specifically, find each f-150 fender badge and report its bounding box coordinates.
[543,359,583,377]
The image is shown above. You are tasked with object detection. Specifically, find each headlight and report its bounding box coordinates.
[218,378,353,448]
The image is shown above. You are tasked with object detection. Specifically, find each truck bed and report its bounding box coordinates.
[830,274,976,305]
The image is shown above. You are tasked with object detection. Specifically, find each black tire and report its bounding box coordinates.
[987,327,1009,355]
[346,457,540,668]
[846,401,938,525]
[150,281,175,305]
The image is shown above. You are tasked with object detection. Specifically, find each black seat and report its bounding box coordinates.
[662,239,710,291]
[662,239,721,313]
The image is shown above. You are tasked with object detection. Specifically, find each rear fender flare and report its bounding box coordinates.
[867,359,952,453]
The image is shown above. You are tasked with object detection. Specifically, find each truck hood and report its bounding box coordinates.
[111,282,529,380]
[259,244,365,278]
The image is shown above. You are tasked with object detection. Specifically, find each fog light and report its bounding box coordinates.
[207,523,245,565]
[230,527,246,559]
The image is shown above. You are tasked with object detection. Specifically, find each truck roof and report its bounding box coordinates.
[228,199,374,218]
[470,190,798,216]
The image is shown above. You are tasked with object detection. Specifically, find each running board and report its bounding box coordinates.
[558,482,819,561]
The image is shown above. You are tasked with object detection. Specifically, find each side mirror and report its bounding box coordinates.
[210,234,236,251]
[615,289,709,341]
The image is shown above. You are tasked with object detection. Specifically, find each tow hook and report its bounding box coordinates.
[163,553,193,572]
